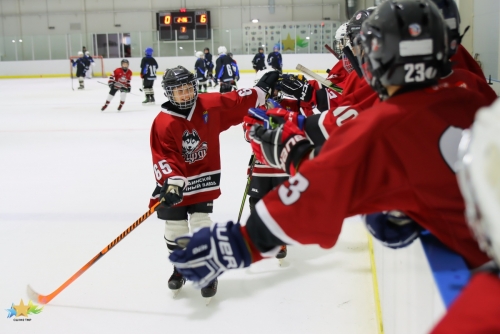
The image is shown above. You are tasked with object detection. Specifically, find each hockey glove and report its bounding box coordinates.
[265,98,283,110]
[249,121,312,174]
[159,183,184,207]
[254,70,281,98]
[169,221,252,289]
[280,74,314,102]
[243,108,273,142]
[266,108,306,130]
[364,211,422,249]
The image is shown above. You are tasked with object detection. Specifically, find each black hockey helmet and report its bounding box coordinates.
[228,52,233,58]
[343,8,375,73]
[345,8,375,48]
[429,0,462,57]
[162,66,198,109]
[356,0,448,99]
[121,59,129,70]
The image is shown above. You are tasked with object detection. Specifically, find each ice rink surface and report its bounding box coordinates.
[0,73,377,333]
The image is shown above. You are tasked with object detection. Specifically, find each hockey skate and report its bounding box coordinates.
[101,101,110,111]
[78,86,84,90]
[276,245,287,266]
[201,278,218,305]
[118,102,124,111]
[149,95,155,105]
[208,81,213,88]
[168,267,186,297]
[142,96,150,105]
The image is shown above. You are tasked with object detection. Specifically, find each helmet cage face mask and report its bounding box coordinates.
[163,80,198,109]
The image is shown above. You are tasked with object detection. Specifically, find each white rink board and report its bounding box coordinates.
[0,74,377,334]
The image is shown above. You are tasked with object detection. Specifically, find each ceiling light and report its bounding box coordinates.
[252,19,259,23]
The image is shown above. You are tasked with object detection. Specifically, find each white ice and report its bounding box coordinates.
[0,73,376,333]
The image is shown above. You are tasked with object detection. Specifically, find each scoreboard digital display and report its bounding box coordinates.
[157,11,211,41]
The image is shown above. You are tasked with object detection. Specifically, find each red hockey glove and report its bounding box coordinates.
[140,73,144,79]
[249,121,312,174]
[266,108,306,130]
[243,115,263,143]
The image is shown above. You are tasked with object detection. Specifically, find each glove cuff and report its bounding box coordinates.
[285,140,313,175]
[167,178,185,187]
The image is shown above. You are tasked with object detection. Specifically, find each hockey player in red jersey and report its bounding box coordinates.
[167,0,491,289]
[149,66,276,301]
[431,98,500,333]
[325,23,349,87]
[430,0,485,80]
[275,0,495,156]
[101,59,132,111]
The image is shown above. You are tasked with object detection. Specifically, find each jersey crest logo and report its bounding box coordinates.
[182,129,208,164]
[203,111,208,124]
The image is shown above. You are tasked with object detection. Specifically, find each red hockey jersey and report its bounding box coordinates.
[313,68,496,145]
[437,68,497,105]
[431,272,500,333]
[109,68,132,89]
[451,45,485,80]
[250,86,490,268]
[340,70,368,96]
[149,88,266,207]
[326,61,348,88]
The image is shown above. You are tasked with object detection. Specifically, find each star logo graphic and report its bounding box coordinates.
[13,299,29,317]
[282,33,295,51]
[5,304,16,318]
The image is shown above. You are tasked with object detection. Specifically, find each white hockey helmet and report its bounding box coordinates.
[77,51,84,56]
[335,22,347,43]
[218,46,227,55]
[85,51,90,56]
[195,51,204,58]
[333,22,348,58]
[457,98,500,266]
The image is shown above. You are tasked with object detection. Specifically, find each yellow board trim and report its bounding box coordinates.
[368,233,384,334]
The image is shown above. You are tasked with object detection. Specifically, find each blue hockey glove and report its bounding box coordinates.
[364,211,422,249]
[265,98,283,110]
[248,108,273,130]
[169,221,252,288]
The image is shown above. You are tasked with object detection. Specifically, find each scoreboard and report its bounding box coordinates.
[156,11,211,41]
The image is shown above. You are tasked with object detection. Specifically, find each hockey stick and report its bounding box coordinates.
[324,44,341,60]
[341,46,363,78]
[237,155,256,224]
[296,64,343,93]
[27,202,161,304]
[97,81,141,97]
